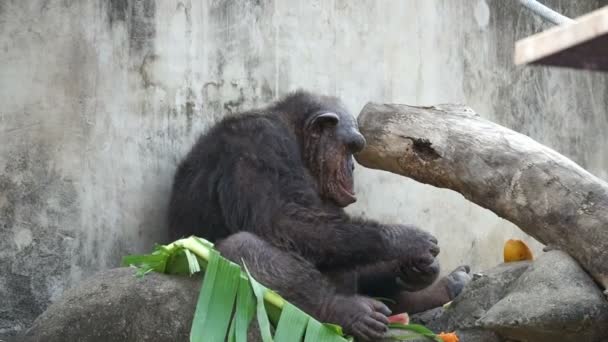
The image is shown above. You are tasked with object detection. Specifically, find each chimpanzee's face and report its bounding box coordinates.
[303,105,366,207]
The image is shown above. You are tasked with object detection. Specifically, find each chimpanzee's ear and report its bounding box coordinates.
[311,112,340,127]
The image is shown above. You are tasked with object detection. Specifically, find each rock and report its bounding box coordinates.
[23,268,201,342]
[411,261,531,332]
[444,261,531,331]
[383,327,503,342]
[24,252,608,342]
[409,306,445,330]
[479,250,608,342]
[453,329,503,342]
[412,251,608,342]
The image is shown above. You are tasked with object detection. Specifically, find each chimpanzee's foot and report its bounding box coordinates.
[444,265,472,299]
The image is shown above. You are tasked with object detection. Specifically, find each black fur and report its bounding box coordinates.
[168,91,468,341]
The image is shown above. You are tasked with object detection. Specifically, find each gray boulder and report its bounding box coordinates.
[24,268,201,342]
[412,251,608,342]
[479,250,608,342]
[24,251,608,342]
[442,261,531,332]
[24,267,403,342]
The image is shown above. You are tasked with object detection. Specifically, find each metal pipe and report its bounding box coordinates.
[518,0,574,25]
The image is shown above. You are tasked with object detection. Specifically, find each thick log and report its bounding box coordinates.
[355,102,608,289]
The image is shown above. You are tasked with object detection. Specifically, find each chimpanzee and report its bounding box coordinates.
[168,91,470,341]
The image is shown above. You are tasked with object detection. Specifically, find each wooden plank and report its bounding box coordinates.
[514,6,608,71]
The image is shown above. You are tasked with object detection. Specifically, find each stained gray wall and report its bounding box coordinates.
[1,0,607,336]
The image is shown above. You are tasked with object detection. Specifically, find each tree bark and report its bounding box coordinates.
[355,102,608,289]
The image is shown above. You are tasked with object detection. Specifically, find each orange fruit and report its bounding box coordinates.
[437,332,459,342]
[503,239,533,262]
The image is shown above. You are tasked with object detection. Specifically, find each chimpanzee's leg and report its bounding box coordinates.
[215,232,392,341]
[356,262,471,314]
[389,265,471,313]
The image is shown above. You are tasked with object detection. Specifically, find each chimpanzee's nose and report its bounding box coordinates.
[347,131,366,153]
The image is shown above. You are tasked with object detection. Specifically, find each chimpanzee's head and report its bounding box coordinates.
[273,91,366,207]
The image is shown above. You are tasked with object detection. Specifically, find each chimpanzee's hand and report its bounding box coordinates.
[386,224,440,291]
[324,295,391,342]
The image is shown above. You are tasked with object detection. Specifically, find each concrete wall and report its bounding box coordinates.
[1,0,607,336]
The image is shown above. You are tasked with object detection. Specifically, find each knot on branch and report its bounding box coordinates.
[406,137,441,161]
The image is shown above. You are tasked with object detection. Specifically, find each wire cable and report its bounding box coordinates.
[518,0,574,25]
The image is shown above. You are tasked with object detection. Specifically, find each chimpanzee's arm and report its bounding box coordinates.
[272,206,435,269]
[217,155,438,270]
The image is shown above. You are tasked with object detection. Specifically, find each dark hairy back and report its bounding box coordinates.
[168,110,319,242]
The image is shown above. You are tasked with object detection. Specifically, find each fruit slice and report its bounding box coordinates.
[438,332,459,342]
[503,239,534,262]
[387,313,410,325]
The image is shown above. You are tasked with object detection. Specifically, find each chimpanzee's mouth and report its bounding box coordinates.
[335,183,356,207]
[334,156,357,206]
[338,179,356,199]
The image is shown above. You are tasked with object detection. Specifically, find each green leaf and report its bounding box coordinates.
[192,235,215,248]
[274,303,309,342]
[304,319,347,342]
[184,236,214,268]
[133,266,154,278]
[122,250,169,275]
[165,249,192,275]
[387,323,441,341]
[122,237,364,342]
[227,314,237,342]
[388,333,435,341]
[388,323,434,334]
[243,263,274,342]
[190,250,241,342]
[265,296,282,327]
[184,249,201,274]
[323,323,344,336]
[234,275,256,342]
